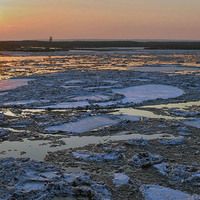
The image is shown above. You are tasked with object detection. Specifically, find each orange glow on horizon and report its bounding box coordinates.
[0,0,200,40]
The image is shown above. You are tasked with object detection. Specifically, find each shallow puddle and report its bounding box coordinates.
[0,133,179,161]
[110,108,185,120]
[142,100,200,110]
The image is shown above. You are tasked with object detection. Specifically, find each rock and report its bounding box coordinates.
[129,152,163,168]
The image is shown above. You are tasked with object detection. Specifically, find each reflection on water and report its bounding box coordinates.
[110,108,185,120]
[142,100,200,110]
[0,50,200,80]
[0,133,179,161]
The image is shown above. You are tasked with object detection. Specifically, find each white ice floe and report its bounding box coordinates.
[114,173,130,185]
[184,119,200,128]
[159,137,185,145]
[153,163,170,175]
[45,115,119,133]
[70,94,111,102]
[131,66,200,72]
[39,101,90,109]
[65,79,85,84]
[3,100,39,106]
[0,79,34,91]
[0,92,8,96]
[103,80,118,84]
[72,152,122,162]
[113,84,184,104]
[95,101,123,107]
[118,114,140,121]
[61,85,80,89]
[22,182,45,192]
[85,84,122,90]
[93,101,120,107]
[140,185,195,200]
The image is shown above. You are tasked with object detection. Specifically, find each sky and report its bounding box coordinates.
[0,0,200,41]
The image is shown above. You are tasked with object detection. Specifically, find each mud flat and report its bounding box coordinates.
[1,49,200,199]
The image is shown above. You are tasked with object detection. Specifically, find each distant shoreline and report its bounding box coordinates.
[1,40,200,52]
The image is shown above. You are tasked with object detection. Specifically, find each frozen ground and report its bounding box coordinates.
[1,49,200,199]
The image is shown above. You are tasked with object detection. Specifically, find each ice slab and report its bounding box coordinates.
[45,116,119,133]
[0,92,8,96]
[72,152,122,162]
[114,173,130,185]
[65,80,85,84]
[0,79,34,91]
[159,137,185,145]
[39,101,90,109]
[70,94,110,102]
[61,85,80,89]
[113,84,184,104]
[140,185,192,200]
[131,66,200,72]
[3,100,39,106]
[85,84,122,90]
[93,101,120,107]
[22,182,45,192]
[184,119,200,128]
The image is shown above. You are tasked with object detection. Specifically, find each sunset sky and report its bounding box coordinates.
[0,0,200,41]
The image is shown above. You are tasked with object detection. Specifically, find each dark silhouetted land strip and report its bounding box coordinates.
[0,40,200,51]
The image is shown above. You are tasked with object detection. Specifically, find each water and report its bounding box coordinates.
[0,133,179,161]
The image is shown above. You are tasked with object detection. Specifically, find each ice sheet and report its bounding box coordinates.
[39,101,90,109]
[184,119,200,128]
[0,79,34,91]
[70,94,110,102]
[3,100,39,106]
[114,173,130,185]
[45,116,119,133]
[113,84,184,104]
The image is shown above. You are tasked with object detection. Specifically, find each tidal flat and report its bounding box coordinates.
[1,49,200,199]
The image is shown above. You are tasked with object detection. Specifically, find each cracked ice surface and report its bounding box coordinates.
[0,157,112,200]
[45,116,119,133]
[0,79,34,91]
[113,84,184,104]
